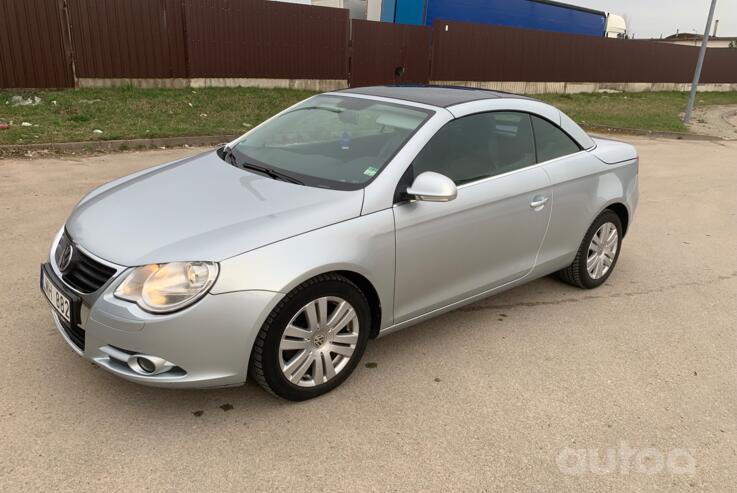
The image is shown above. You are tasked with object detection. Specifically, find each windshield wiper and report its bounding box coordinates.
[287,105,344,114]
[238,161,304,185]
[220,145,303,185]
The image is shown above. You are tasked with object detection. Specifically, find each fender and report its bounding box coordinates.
[212,209,396,329]
[537,150,638,270]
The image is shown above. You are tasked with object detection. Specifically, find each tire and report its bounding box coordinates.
[557,210,623,289]
[250,273,371,401]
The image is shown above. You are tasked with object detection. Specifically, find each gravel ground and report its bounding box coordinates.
[0,137,735,491]
[687,104,737,140]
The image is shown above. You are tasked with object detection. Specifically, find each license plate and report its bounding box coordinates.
[42,269,71,323]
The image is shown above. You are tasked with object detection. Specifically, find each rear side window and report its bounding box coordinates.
[531,115,581,163]
[411,111,536,186]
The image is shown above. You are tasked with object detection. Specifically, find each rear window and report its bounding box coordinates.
[531,116,581,162]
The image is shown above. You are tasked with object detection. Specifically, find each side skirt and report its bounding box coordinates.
[377,262,566,338]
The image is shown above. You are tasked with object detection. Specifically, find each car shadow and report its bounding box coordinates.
[82,274,589,417]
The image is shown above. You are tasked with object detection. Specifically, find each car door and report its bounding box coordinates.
[528,114,594,270]
[393,111,553,323]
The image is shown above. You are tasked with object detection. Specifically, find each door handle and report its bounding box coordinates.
[530,196,549,210]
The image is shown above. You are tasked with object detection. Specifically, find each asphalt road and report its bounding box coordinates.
[1,137,735,491]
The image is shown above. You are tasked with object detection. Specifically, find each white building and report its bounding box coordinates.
[659,33,737,48]
[274,0,382,20]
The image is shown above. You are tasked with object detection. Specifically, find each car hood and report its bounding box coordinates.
[66,151,364,266]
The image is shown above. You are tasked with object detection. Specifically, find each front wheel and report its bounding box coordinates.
[250,274,370,401]
[557,210,623,289]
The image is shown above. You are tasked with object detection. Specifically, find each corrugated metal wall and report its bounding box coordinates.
[0,0,349,87]
[350,20,430,87]
[1,1,736,89]
[430,21,737,84]
[701,48,737,84]
[183,0,348,79]
[0,0,74,88]
[68,0,188,79]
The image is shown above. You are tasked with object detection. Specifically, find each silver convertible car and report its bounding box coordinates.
[41,86,638,400]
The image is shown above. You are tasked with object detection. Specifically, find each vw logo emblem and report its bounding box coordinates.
[312,332,326,348]
[58,244,74,272]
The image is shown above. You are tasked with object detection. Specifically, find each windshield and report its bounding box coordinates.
[228,95,434,190]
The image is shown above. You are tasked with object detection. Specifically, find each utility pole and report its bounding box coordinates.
[684,0,718,123]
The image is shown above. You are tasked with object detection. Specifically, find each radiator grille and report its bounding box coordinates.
[56,233,117,293]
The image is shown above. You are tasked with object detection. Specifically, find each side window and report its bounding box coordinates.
[411,112,536,186]
[531,115,581,163]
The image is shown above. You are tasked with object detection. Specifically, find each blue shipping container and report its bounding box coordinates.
[380,0,396,22]
[395,0,426,25]
[385,0,607,38]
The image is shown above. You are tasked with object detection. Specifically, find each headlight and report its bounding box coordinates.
[114,262,219,313]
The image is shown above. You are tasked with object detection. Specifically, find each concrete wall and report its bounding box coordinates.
[432,81,737,94]
[77,78,349,92]
[657,39,734,48]
[77,78,737,94]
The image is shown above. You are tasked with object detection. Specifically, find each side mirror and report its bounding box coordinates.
[406,171,457,202]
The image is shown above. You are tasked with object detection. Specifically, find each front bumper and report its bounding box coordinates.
[45,265,283,388]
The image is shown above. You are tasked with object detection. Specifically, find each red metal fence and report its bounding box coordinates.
[0,0,74,88]
[1,1,736,89]
[184,0,348,79]
[350,20,431,87]
[430,21,737,84]
[701,49,737,83]
[68,0,188,79]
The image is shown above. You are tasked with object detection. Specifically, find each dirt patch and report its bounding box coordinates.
[727,111,737,128]
[687,104,737,140]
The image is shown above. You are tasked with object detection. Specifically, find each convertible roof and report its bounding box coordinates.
[337,85,533,108]
[336,84,595,150]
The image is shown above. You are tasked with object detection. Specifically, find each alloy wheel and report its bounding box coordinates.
[278,296,359,387]
[586,221,619,280]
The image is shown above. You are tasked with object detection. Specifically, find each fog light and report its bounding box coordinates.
[126,353,175,375]
[136,357,156,373]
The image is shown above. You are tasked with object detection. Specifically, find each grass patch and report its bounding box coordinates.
[0,86,317,146]
[538,91,737,133]
[1,86,736,145]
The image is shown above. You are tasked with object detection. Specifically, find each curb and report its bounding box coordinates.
[0,134,239,157]
[583,124,722,141]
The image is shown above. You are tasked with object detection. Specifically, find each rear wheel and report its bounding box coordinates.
[557,210,622,289]
[250,274,370,401]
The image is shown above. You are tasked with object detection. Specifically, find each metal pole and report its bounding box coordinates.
[684,0,718,123]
